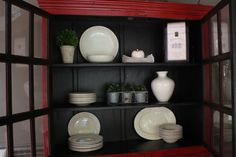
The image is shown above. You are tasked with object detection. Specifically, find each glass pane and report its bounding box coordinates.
[34,65,48,110]
[203,106,211,145]
[222,60,231,108]
[0,126,8,157]
[35,115,49,157]
[212,63,219,104]
[221,5,230,53]
[13,120,31,156]
[12,64,29,114]
[0,63,6,117]
[223,114,232,157]
[213,111,220,152]
[23,0,39,7]
[12,5,29,56]
[34,15,47,59]
[203,64,210,101]
[210,15,218,56]
[0,1,5,53]
[202,22,210,59]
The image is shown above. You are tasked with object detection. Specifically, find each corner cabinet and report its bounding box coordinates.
[42,1,235,157]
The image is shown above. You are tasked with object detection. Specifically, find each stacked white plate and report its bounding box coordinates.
[69,92,96,106]
[68,134,103,152]
[159,123,183,143]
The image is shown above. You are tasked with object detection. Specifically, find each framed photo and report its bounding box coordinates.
[166,22,189,62]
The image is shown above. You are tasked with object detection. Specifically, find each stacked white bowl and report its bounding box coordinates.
[159,123,183,143]
[68,134,103,152]
[69,93,96,106]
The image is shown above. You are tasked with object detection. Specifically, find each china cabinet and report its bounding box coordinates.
[0,0,235,157]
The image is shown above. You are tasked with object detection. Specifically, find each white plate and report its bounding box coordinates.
[69,93,96,98]
[69,141,103,149]
[69,144,103,152]
[68,112,100,136]
[79,26,119,61]
[69,98,96,102]
[87,55,114,63]
[134,107,176,140]
[68,134,103,145]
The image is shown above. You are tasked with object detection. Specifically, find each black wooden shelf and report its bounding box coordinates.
[53,102,201,111]
[54,139,201,157]
[51,63,200,68]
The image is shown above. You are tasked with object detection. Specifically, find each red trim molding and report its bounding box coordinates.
[38,0,212,20]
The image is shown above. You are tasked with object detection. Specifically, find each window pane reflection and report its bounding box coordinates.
[210,15,218,56]
[203,64,210,101]
[0,126,8,157]
[203,106,211,145]
[13,120,31,156]
[0,1,5,53]
[223,114,232,157]
[35,115,49,157]
[12,5,29,56]
[34,14,42,58]
[202,22,210,59]
[212,63,219,104]
[34,65,48,110]
[0,63,6,117]
[12,64,29,114]
[222,60,231,108]
[221,5,230,53]
[213,111,220,152]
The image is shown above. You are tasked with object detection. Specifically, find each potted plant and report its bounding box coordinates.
[107,83,121,104]
[121,83,134,104]
[56,29,79,63]
[134,84,148,103]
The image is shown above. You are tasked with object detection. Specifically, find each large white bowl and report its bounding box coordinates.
[79,26,119,61]
[87,55,114,63]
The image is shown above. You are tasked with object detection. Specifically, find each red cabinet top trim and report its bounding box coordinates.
[38,0,212,20]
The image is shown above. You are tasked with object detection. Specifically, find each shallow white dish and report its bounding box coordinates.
[87,55,114,63]
[69,144,103,152]
[69,93,96,98]
[68,134,103,145]
[134,107,176,140]
[79,26,119,61]
[68,112,100,136]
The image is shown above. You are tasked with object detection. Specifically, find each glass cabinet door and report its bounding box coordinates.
[202,1,233,157]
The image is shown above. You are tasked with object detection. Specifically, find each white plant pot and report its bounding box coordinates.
[60,45,75,63]
[151,71,175,102]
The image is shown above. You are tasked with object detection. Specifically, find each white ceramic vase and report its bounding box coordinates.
[60,45,75,63]
[151,71,175,102]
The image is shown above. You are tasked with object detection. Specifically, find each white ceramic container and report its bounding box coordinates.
[60,45,75,63]
[151,71,175,102]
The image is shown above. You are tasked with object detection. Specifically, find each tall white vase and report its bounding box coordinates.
[151,71,175,102]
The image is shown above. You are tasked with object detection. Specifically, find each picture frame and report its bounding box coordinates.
[165,22,189,62]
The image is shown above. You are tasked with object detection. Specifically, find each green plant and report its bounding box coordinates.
[121,83,134,92]
[56,29,79,47]
[107,83,121,92]
[134,84,147,91]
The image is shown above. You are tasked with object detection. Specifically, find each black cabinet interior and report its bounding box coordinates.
[50,15,204,155]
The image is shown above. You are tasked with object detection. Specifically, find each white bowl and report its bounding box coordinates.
[87,55,114,63]
[162,136,181,143]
